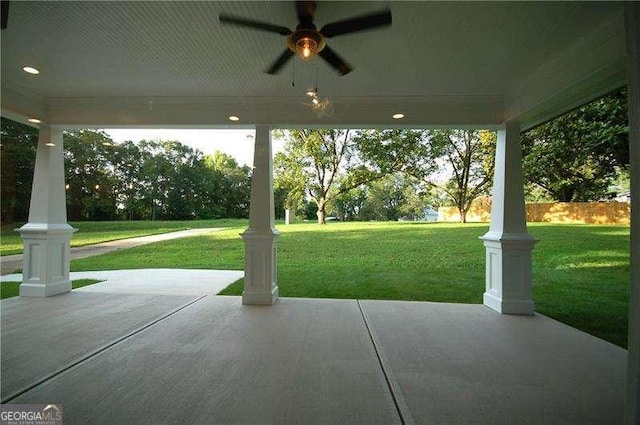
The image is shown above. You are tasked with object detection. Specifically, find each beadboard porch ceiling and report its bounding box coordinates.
[0,1,627,128]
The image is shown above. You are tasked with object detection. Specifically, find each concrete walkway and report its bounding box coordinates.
[1,269,244,296]
[0,228,221,275]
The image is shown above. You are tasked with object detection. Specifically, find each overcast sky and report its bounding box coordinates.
[102,129,285,167]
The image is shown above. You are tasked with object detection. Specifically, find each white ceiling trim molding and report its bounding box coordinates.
[41,95,504,128]
[1,79,46,126]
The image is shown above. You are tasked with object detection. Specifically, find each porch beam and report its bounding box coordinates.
[17,126,76,297]
[481,120,537,315]
[625,3,640,424]
[241,124,279,305]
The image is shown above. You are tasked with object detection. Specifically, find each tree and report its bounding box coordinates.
[274,129,351,224]
[429,129,497,223]
[64,130,119,221]
[160,141,206,220]
[332,185,368,221]
[111,140,150,220]
[275,129,430,224]
[353,129,435,179]
[2,123,253,222]
[204,151,251,218]
[349,173,428,221]
[0,118,37,224]
[273,150,306,219]
[521,88,628,202]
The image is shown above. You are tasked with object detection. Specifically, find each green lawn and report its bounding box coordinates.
[69,221,630,348]
[0,219,248,255]
[1,279,103,299]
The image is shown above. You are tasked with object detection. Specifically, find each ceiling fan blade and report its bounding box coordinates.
[265,49,295,74]
[320,9,392,38]
[1,0,9,30]
[318,45,352,76]
[296,1,316,24]
[219,14,292,36]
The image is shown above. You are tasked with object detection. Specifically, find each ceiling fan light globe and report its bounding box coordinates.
[296,37,318,60]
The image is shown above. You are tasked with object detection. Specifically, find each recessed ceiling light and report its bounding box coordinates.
[228,116,240,122]
[22,66,40,75]
[45,142,56,147]
[392,113,405,120]
[27,118,42,124]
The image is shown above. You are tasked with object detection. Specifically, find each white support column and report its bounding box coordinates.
[625,3,640,424]
[241,124,279,305]
[17,126,76,297]
[481,120,537,315]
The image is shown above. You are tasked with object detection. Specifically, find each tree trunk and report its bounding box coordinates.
[1,179,16,224]
[459,205,468,223]
[315,198,328,225]
[316,208,326,225]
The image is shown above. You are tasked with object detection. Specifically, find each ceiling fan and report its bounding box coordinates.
[1,0,9,30]
[219,1,392,76]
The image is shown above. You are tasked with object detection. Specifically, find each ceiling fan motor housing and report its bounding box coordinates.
[287,28,326,59]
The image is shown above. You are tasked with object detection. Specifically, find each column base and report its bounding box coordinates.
[481,232,537,316]
[242,286,279,305]
[20,280,72,297]
[17,222,77,298]
[483,291,534,315]
[241,229,279,306]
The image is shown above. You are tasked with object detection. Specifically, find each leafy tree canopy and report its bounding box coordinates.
[429,129,497,222]
[0,118,38,223]
[274,129,431,224]
[522,88,628,202]
[1,123,253,223]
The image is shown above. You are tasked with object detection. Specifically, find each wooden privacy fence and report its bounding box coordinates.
[438,201,630,224]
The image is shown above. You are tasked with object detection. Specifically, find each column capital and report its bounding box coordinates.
[481,231,538,244]
[241,229,279,240]
[18,222,77,235]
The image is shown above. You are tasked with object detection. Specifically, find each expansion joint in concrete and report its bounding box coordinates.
[356,299,413,425]
[1,295,208,403]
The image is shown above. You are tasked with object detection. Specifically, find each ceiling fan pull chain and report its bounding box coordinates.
[292,58,296,87]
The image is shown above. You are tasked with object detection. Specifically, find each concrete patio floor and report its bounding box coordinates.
[0,274,627,425]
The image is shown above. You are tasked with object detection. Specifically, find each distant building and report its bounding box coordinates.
[423,206,439,222]
[615,190,631,203]
[398,206,439,222]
